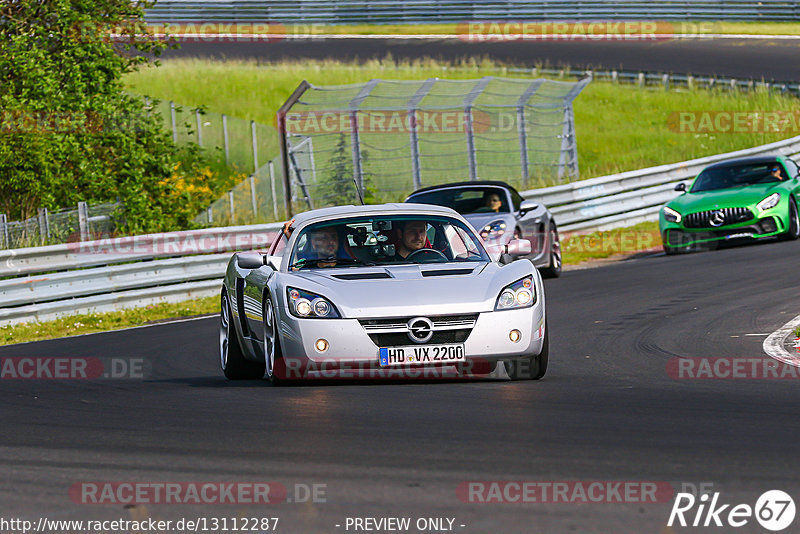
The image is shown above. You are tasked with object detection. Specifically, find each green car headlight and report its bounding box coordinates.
[757,193,780,212]
[663,206,682,223]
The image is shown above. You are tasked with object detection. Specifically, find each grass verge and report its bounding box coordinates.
[0,296,218,346]
[561,221,661,265]
[125,58,797,181]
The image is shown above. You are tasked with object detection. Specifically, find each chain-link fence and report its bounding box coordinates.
[0,202,124,250]
[281,76,590,211]
[145,97,280,175]
[194,157,288,226]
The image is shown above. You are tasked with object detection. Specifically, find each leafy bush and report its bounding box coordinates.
[0,0,233,233]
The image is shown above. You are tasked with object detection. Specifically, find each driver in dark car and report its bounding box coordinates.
[393,220,429,260]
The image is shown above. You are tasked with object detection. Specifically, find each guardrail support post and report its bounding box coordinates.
[207,207,213,224]
[0,214,7,249]
[222,114,230,164]
[195,109,203,147]
[638,72,645,88]
[170,101,177,143]
[78,201,89,242]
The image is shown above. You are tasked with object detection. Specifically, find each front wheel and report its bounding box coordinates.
[263,296,289,385]
[782,197,800,241]
[540,226,562,278]
[504,320,549,380]
[220,291,265,380]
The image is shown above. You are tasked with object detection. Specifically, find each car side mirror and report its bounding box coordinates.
[519,199,539,216]
[236,251,265,269]
[674,183,686,192]
[506,239,532,256]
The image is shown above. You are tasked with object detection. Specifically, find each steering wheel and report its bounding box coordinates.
[405,248,448,262]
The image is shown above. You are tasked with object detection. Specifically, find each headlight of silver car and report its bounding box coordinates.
[495,276,535,311]
[757,192,780,212]
[287,287,340,318]
[663,206,682,223]
[480,220,507,241]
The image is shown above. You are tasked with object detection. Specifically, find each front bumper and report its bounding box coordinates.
[277,304,545,370]
[660,213,785,251]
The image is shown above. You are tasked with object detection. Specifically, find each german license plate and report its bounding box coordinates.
[378,344,465,367]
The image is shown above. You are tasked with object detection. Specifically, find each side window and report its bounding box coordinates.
[511,190,523,211]
[785,159,799,179]
[270,233,288,256]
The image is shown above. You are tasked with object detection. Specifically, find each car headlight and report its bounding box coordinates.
[287,287,340,318]
[495,276,535,311]
[663,206,682,223]
[757,192,780,212]
[480,220,507,241]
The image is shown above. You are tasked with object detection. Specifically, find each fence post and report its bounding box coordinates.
[0,214,7,249]
[249,175,257,217]
[207,206,213,224]
[195,109,203,147]
[464,77,492,182]
[144,96,151,118]
[170,101,177,143]
[687,75,694,90]
[612,70,618,83]
[251,120,259,173]
[37,208,49,244]
[269,160,279,220]
[78,201,89,241]
[662,74,669,90]
[228,191,235,224]
[222,114,230,164]
[638,72,645,88]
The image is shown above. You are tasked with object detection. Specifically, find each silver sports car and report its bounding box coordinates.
[405,181,561,278]
[219,203,548,384]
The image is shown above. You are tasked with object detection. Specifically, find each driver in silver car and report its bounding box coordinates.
[393,220,429,260]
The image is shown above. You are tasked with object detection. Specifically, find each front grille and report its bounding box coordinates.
[683,207,753,228]
[359,314,478,346]
[368,330,470,347]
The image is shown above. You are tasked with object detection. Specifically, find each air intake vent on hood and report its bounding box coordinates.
[332,272,392,280]
[421,268,474,277]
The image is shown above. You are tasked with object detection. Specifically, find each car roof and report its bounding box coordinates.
[290,203,461,227]
[703,155,782,171]
[406,181,520,198]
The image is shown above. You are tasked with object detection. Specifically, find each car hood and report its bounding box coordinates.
[669,182,784,213]
[278,260,534,318]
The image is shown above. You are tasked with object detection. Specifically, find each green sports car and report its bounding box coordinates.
[660,155,800,254]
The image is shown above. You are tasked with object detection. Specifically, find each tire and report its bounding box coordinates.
[663,245,679,255]
[504,320,549,380]
[540,225,562,279]
[263,295,290,385]
[220,291,265,380]
[782,197,800,241]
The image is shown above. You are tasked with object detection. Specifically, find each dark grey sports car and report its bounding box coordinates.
[405,181,561,277]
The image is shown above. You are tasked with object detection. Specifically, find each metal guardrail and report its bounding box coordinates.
[522,134,800,232]
[145,1,800,24]
[4,135,800,325]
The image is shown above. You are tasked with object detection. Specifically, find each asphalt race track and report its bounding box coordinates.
[3,239,800,532]
[164,38,800,81]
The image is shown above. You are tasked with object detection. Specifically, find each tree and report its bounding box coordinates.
[316,133,378,207]
[0,0,218,232]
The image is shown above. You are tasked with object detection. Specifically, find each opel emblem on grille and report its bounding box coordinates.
[709,210,726,227]
[407,317,433,344]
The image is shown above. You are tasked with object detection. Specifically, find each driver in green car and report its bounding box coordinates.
[771,165,787,181]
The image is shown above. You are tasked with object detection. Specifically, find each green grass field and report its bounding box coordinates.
[125,58,798,181]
